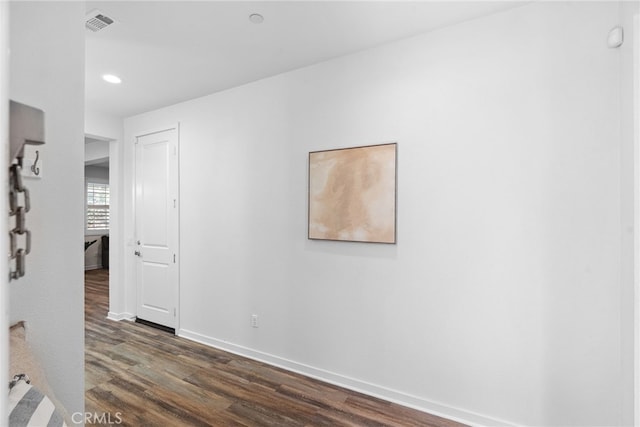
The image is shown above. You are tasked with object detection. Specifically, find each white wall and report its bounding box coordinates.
[0,1,9,423]
[84,140,109,164]
[86,109,123,140]
[124,2,634,425]
[9,1,85,419]
[617,4,639,426]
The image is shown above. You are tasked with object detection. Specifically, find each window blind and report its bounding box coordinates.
[87,182,109,230]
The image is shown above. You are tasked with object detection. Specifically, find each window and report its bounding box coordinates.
[86,182,109,231]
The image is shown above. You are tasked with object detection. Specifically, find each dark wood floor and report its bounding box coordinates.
[85,269,466,427]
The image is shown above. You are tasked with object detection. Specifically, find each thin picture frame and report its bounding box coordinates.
[308,142,397,244]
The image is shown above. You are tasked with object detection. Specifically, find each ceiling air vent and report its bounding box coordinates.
[85,10,115,32]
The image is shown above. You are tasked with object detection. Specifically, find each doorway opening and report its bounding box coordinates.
[84,135,111,273]
[84,136,110,271]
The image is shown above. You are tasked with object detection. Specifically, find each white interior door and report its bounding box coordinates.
[135,127,179,329]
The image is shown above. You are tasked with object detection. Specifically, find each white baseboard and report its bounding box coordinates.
[84,264,102,271]
[107,312,136,322]
[178,328,515,427]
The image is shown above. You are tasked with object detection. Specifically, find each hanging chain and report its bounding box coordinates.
[9,163,31,280]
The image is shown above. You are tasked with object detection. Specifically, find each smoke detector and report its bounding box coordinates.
[85,10,116,33]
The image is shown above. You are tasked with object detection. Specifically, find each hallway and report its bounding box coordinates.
[84,269,465,426]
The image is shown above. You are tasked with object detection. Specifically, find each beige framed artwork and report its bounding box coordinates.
[308,143,397,244]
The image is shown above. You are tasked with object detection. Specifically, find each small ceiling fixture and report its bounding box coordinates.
[249,13,264,24]
[85,10,116,33]
[102,74,122,84]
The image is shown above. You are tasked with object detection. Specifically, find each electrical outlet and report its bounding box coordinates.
[251,314,259,328]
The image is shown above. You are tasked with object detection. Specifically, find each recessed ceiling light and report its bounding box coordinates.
[249,13,264,24]
[102,74,122,84]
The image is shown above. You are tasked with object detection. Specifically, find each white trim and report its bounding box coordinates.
[84,264,102,271]
[175,122,181,333]
[178,328,516,427]
[0,2,9,424]
[108,136,123,321]
[107,312,136,322]
[132,124,178,140]
[634,13,640,427]
[85,133,113,142]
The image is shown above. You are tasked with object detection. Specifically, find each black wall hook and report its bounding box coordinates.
[31,150,40,176]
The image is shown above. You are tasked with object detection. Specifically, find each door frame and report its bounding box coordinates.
[133,124,180,332]
[634,13,640,425]
[0,1,9,423]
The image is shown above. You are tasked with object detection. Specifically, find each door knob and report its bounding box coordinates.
[134,250,141,257]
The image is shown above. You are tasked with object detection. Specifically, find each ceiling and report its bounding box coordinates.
[85,1,523,118]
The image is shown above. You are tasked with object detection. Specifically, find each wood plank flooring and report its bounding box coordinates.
[85,269,467,427]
